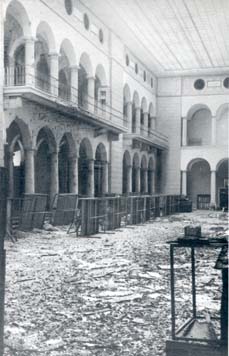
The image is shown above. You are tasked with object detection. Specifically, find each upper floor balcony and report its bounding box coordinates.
[122,103,168,150]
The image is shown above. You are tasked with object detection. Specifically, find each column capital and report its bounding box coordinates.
[24,36,37,43]
[126,101,132,106]
[48,52,59,59]
[24,147,36,153]
[68,153,78,160]
[69,65,79,71]
[211,170,216,173]
[182,116,187,120]
[87,75,95,81]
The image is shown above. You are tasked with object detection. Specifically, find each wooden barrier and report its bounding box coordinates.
[8,193,190,235]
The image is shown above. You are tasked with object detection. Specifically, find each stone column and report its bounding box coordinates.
[211,116,216,146]
[136,167,141,193]
[70,65,78,105]
[24,148,35,194]
[69,155,78,194]
[210,170,216,206]
[126,101,132,132]
[50,150,59,205]
[87,76,95,113]
[8,152,14,198]
[88,159,94,196]
[150,169,156,194]
[127,164,132,193]
[143,168,148,193]
[25,37,35,86]
[135,107,141,135]
[182,117,187,146]
[181,170,187,196]
[49,52,59,96]
[102,161,108,194]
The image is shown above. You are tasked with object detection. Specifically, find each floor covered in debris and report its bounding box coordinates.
[4,210,228,356]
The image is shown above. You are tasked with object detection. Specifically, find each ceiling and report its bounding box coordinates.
[82,0,229,77]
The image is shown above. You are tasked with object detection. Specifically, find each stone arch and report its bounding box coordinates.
[78,53,93,109]
[94,143,108,196]
[141,97,148,113]
[123,84,131,127]
[59,39,77,67]
[79,52,93,77]
[35,126,57,200]
[58,132,76,194]
[140,155,148,193]
[123,84,131,102]
[36,21,56,53]
[94,64,107,115]
[6,118,32,198]
[148,156,155,194]
[122,150,131,194]
[7,117,32,149]
[4,1,31,84]
[132,91,140,133]
[58,40,76,101]
[5,0,31,36]
[187,158,211,208]
[186,104,212,121]
[216,104,229,146]
[132,152,140,193]
[95,64,107,86]
[78,138,93,196]
[35,23,55,92]
[216,158,228,208]
[148,103,156,131]
[186,104,212,146]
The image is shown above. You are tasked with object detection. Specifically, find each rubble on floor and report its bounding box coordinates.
[4,211,228,356]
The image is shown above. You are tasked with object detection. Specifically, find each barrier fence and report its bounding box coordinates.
[7,194,192,237]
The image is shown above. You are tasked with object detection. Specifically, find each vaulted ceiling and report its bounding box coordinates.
[83,0,229,77]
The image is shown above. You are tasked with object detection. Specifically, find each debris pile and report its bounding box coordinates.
[4,211,228,356]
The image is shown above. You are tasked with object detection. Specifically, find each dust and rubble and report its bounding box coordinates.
[4,210,228,356]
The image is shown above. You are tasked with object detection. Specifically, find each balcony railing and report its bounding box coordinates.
[4,65,126,131]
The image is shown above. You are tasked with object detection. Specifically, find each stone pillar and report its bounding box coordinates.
[143,168,148,193]
[25,37,35,86]
[182,117,187,146]
[127,164,132,193]
[8,152,14,198]
[143,112,148,136]
[49,52,59,96]
[8,57,14,86]
[136,167,141,193]
[135,107,141,135]
[126,101,132,132]
[24,148,35,194]
[50,150,59,204]
[102,161,108,194]
[70,65,78,105]
[69,155,78,194]
[87,76,95,112]
[211,115,216,146]
[88,159,94,196]
[210,170,216,206]
[181,170,187,196]
[150,170,156,194]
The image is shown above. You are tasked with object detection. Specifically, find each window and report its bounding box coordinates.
[143,71,146,82]
[135,63,138,74]
[126,54,129,66]
[194,79,205,90]
[84,13,90,30]
[99,29,104,43]
[223,77,229,89]
[65,0,73,15]
[151,78,153,88]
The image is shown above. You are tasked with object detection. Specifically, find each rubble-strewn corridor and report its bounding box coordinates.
[4,211,228,356]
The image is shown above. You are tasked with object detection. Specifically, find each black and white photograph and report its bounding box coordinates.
[0,0,228,355]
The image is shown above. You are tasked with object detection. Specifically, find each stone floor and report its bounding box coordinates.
[3,210,228,356]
